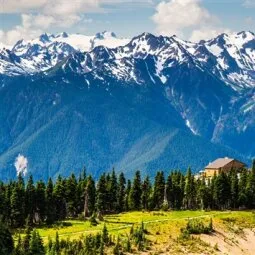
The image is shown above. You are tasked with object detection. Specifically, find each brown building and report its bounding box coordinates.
[199,157,246,179]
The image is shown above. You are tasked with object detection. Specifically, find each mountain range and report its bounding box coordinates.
[0,31,254,181]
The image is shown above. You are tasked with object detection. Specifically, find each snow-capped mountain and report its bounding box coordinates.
[0,31,254,181]
[0,31,129,75]
[12,31,129,53]
[181,31,255,89]
[1,31,254,89]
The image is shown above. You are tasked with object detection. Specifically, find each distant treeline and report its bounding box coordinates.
[0,160,255,228]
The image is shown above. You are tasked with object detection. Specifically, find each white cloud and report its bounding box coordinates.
[0,0,151,45]
[0,0,101,45]
[14,154,28,176]
[0,0,48,13]
[190,27,232,42]
[0,14,43,45]
[152,0,231,41]
[243,0,255,7]
[152,0,211,37]
[0,0,151,14]
[0,0,98,14]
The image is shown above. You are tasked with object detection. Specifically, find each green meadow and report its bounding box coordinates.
[13,210,255,254]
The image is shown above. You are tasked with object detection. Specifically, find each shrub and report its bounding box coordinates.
[185,218,214,235]
[89,213,98,226]
[131,222,147,251]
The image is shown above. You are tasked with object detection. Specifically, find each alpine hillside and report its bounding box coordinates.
[0,31,254,181]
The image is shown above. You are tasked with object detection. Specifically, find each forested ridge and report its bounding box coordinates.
[1,160,255,227]
[0,160,255,254]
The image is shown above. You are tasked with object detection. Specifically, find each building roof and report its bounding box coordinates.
[205,157,235,169]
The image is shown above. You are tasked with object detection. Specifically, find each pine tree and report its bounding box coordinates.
[238,169,248,208]
[84,175,96,217]
[152,171,165,209]
[96,174,107,216]
[53,176,66,221]
[197,178,210,210]
[55,232,60,254]
[25,175,36,225]
[102,224,109,246]
[230,169,239,209]
[0,221,14,255]
[66,173,78,217]
[109,169,118,212]
[45,178,55,225]
[22,227,32,255]
[125,180,131,211]
[113,236,120,255]
[35,180,46,223]
[13,235,22,255]
[0,183,5,219]
[129,171,142,210]
[166,174,174,209]
[29,229,45,255]
[2,184,11,224]
[141,176,151,211]
[171,171,184,209]
[246,159,255,208]
[184,168,195,209]
[99,236,105,255]
[214,172,231,209]
[117,172,126,212]
[124,236,131,253]
[11,184,25,227]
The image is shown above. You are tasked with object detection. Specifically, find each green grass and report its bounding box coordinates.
[13,210,255,253]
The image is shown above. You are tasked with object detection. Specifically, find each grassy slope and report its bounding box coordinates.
[14,211,255,254]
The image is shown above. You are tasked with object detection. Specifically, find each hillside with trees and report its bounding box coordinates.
[0,160,255,254]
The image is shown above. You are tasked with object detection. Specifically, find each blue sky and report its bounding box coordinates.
[0,0,254,45]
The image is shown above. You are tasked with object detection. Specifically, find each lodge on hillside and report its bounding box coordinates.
[198,157,246,179]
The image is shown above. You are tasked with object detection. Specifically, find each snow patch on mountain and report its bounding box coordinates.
[0,31,255,91]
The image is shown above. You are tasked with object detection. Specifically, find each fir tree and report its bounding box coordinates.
[55,232,60,254]
[129,171,142,210]
[0,221,14,255]
[11,184,25,227]
[102,224,109,245]
[13,235,22,255]
[117,172,126,212]
[66,173,78,217]
[29,229,45,255]
[214,172,231,209]
[96,174,107,216]
[25,175,36,225]
[45,178,55,225]
[113,236,120,255]
[246,159,255,208]
[84,175,96,217]
[22,227,32,255]
[125,180,131,211]
[109,169,118,212]
[35,180,46,223]
[166,173,174,209]
[184,168,195,209]
[141,176,151,211]
[152,171,165,209]
[238,170,248,208]
[230,169,239,209]
[53,176,66,221]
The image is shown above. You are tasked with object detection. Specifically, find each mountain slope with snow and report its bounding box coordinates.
[1,31,254,89]
[0,31,254,180]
